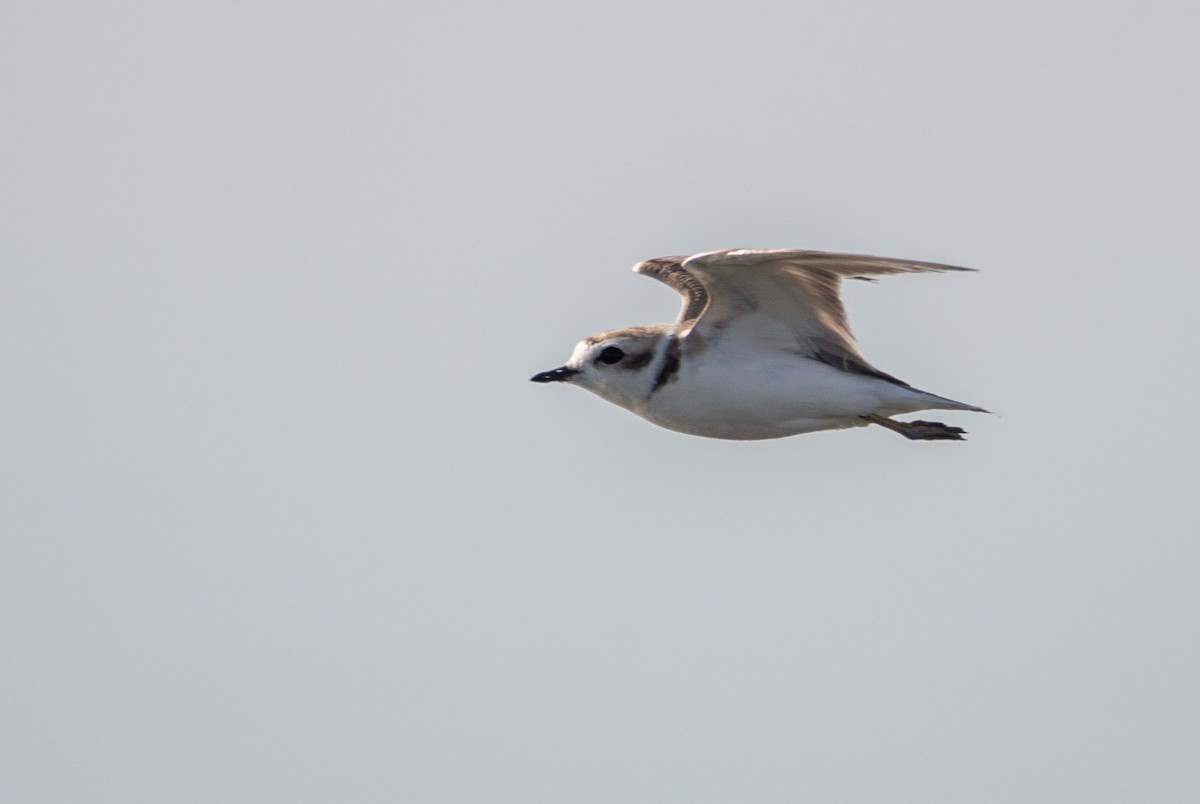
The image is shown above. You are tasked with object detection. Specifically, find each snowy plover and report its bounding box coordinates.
[532,249,986,441]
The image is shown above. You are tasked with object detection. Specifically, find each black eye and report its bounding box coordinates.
[597,346,625,365]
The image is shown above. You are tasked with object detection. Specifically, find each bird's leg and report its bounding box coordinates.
[862,415,967,441]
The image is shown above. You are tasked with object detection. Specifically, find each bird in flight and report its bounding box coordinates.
[531,248,986,441]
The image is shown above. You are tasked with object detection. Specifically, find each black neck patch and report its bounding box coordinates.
[649,337,682,395]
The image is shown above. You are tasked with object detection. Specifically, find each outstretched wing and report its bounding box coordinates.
[631,256,708,329]
[634,248,973,382]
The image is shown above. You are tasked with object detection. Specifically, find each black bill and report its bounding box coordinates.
[530,366,580,383]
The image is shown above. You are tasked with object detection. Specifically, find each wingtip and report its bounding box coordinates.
[632,255,689,274]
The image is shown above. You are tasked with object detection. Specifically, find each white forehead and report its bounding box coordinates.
[567,341,592,365]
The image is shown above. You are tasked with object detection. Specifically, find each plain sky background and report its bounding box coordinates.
[3,2,1199,802]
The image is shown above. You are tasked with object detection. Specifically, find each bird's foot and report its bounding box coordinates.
[863,415,967,441]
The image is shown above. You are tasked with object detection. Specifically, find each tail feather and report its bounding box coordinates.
[910,388,989,414]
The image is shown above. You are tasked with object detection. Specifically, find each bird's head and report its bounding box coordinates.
[530,326,667,410]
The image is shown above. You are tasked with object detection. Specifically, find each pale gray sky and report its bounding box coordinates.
[3,2,1199,802]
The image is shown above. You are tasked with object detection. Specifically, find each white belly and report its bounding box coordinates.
[629,356,925,440]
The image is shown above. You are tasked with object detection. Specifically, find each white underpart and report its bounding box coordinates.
[629,349,965,440]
